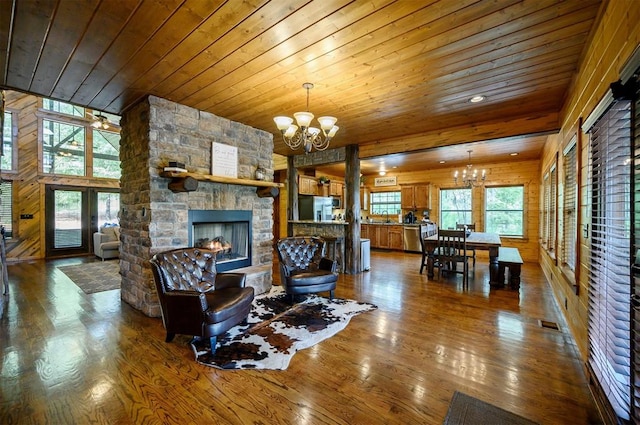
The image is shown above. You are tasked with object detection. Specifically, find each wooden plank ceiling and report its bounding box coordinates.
[0,0,603,175]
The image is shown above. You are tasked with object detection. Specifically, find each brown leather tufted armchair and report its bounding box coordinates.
[276,236,338,302]
[149,248,254,354]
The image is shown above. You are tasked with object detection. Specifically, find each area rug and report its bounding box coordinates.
[190,286,377,370]
[58,261,120,294]
[443,391,539,425]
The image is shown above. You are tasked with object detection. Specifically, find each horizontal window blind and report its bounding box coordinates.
[563,140,577,270]
[587,99,632,421]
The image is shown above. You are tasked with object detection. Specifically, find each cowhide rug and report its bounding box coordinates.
[190,286,377,370]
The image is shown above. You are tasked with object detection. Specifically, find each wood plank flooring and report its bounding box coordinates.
[0,250,602,424]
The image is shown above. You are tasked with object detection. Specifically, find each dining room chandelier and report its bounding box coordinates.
[273,83,339,154]
[454,150,486,187]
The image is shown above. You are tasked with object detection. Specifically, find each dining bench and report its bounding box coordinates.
[497,247,523,289]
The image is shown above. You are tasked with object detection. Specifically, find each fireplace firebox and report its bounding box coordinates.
[188,210,252,272]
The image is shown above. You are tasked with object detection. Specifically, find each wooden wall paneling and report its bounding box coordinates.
[540,1,640,368]
[10,92,41,260]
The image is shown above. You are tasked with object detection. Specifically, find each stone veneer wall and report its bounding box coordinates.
[119,95,274,317]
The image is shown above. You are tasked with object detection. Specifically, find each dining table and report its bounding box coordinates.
[422,231,502,284]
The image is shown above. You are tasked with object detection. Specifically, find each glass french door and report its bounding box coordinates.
[45,186,119,257]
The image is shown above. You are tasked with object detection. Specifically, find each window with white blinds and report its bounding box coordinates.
[587,99,632,421]
[549,164,557,253]
[562,138,578,271]
[542,172,549,245]
[541,162,557,255]
[0,181,11,238]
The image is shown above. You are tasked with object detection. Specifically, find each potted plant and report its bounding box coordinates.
[317,176,330,185]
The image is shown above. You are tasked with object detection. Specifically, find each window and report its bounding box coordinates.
[562,137,578,271]
[2,110,14,170]
[42,119,85,175]
[485,186,524,236]
[586,98,631,421]
[0,181,12,238]
[42,98,84,117]
[93,129,121,179]
[40,98,121,178]
[370,191,401,216]
[440,188,471,229]
[541,161,557,253]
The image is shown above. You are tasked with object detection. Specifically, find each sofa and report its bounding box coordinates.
[93,225,120,260]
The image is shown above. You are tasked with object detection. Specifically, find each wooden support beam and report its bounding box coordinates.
[344,144,361,274]
[256,186,279,198]
[168,177,198,193]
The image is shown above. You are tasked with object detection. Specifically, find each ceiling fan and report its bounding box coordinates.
[89,112,112,129]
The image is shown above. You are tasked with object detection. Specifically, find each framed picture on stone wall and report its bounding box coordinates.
[211,142,238,178]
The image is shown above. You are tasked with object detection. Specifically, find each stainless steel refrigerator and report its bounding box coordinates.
[298,196,333,221]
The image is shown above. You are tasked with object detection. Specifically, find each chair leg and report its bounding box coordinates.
[209,336,217,355]
[420,253,425,274]
[165,332,175,343]
[329,289,334,299]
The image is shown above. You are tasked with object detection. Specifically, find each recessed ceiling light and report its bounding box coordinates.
[469,95,486,103]
[379,171,386,176]
[510,152,519,156]
[439,160,446,164]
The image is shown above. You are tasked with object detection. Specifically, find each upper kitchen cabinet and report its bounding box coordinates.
[360,186,369,210]
[330,181,343,197]
[401,184,430,210]
[299,175,318,195]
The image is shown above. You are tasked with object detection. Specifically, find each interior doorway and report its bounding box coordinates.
[45,185,119,258]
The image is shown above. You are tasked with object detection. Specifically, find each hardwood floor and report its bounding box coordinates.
[0,250,601,424]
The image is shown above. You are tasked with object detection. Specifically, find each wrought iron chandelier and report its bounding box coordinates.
[273,83,339,154]
[454,150,486,187]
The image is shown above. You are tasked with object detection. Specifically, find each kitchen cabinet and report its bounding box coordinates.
[362,224,403,250]
[361,224,369,239]
[360,186,369,210]
[388,225,403,250]
[401,184,430,209]
[330,181,343,197]
[299,176,318,195]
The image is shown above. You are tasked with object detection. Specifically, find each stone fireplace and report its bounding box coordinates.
[118,95,275,317]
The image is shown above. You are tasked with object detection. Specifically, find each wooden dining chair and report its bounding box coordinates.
[456,223,476,269]
[436,228,470,285]
[419,223,438,274]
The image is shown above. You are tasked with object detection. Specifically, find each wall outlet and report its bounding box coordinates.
[20,214,33,219]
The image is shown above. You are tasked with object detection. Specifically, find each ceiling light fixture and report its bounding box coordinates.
[469,95,486,103]
[379,170,386,176]
[454,150,486,187]
[274,82,339,154]
[91,114,110,129]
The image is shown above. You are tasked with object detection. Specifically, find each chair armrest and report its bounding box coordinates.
[319,257,337,272]
[214,272,247,290]
[94,232,109,246]
[163,290,208,312]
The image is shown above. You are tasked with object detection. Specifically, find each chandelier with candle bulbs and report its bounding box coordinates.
[454,150,486,187]
[273,83,339,154]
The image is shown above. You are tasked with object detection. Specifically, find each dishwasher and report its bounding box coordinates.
[403,226,421,253]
